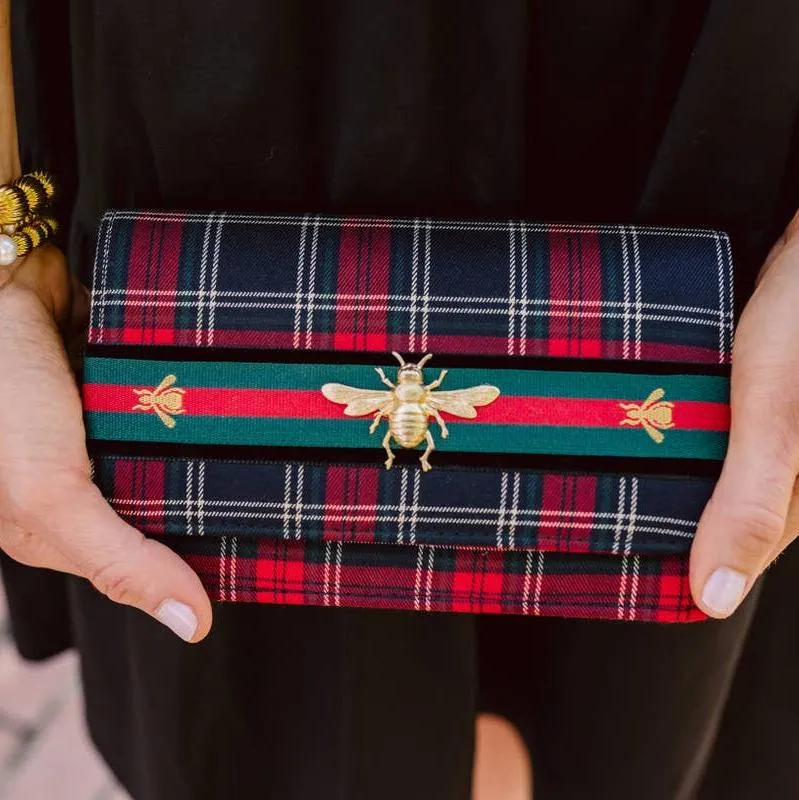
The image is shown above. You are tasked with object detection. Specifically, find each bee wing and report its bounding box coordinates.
[641,387,665,408]
[426,385,500,419]
[321,383,393,417]
[153,374,178,393]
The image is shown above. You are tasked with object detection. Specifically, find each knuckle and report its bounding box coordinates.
[89,561,141,607]
[728,503,786,559]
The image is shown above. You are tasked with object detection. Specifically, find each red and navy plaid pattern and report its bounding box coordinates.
[93,456,708,555]
[88,212,734,363]
[163,537,703,623]
[86,211,735,621]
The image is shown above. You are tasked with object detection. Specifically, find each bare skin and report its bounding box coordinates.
[688,213,799,617]
[472,714,533,800]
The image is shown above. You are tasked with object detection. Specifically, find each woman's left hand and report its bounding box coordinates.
[691,211,799,617]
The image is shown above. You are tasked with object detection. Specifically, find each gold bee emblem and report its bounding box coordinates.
[322,353,500,472]
[132,374,186,429]
[619,387,674,444]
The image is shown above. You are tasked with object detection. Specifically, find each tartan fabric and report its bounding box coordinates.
[82,356,730,459]
[91,455,713,555]
[162,536,703,623]
[88,212,734,364]
[86,210,735,621]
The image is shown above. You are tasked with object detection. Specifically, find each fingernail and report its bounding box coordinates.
[155,599,198,642]
[701,568,747,616]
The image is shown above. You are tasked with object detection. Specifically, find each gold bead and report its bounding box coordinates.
[40,215,58,235]
[30,171,55,200]
[0,185,26,226]
[11,230,32,257]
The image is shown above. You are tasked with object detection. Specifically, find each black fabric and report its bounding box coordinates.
[6,2,799,798]
[698,542,799,799]
[477,587,763,799]
[70,580,475,800]
[0,552,71,661]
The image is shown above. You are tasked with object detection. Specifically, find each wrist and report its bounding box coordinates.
[0,245,73,324]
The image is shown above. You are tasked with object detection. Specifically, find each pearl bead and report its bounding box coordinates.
[0,234,17,266]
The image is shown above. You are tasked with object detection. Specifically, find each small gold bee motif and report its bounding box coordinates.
[322,353,500,472]
[619,387,674,444]
[132,374,186,429]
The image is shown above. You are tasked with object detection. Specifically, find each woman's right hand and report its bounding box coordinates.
[0,246,212,642]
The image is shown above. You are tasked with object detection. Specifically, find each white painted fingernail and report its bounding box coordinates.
[701,568,747,616]
[155,599,198,642]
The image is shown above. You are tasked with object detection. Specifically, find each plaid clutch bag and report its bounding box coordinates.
[82,211,734,622]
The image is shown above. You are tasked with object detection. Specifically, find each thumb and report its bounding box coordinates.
[690,370,799,618]
[31,479,212,641]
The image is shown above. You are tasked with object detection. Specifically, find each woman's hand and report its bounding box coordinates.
[0,246,212,641]
[691,212,799,617]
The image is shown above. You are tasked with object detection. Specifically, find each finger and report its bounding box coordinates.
[0,516,82,575]
[759,209,799,280]
[690,372,799,618]
[21,478,212,642]
[765,476,799,566]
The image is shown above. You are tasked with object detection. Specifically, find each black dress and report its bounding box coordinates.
[6,2,799,798]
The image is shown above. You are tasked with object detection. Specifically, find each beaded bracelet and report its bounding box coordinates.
[0,172,57,265]
[5,215,59,258]
[0,172,55,226]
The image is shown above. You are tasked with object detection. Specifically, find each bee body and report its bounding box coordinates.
[619,387,674,444]
[132,374,186,429]
[321,353,500,472]
[389,403,428,448]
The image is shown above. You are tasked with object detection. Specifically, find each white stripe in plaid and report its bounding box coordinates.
[409,469,421,546]
[323,541,332,606]
[508,472,521,549]
[304,218,320,350]
[196,213,215,346]
[496,472,509,548]
[409,218,419,352]
[396,467,408,545]
[91,292,728,323]
[208,214,224,346]
[508,221,517,356]
[722,233,735,352]
[294,465,305,542]
[109,498,698,539]
[617,477,640,620]
[631,226,643,360]
[519,220,529,355]
[413,545,424,611]
[186,460,194,537]
[293,216,308,350]
[421,219,431,352]
[97,211,738,236]
[534,550,545,615]
[89,209,115,341]
[198,461,206,536]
